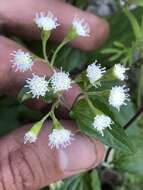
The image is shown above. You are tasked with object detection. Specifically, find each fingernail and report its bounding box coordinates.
[58,133,97,175]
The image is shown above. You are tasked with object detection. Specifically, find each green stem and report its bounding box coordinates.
[42,38,48,62]
[41,112,51,123]
[50,99,61,121]
[50,27,78,67]
[41,30,51,63]
[51,40,67,67]
[50,100,62,129]
[84,92,100,115]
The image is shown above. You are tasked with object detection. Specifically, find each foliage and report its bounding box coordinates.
[1,0,143,190]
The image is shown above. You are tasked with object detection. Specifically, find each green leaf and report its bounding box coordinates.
[109,52,123,61]
[124,8,143,40]
[101,48,120,54]
[141,15,143,31]
[134,0,143,6]
[54,46,88,72]
[113,41,125,48]
[43,90,55,104]
[53,171,102,190]
[113,102,143,176]
[71,98,133,152]
[90,170,101,190]
[114,128,143,176]
[18,86,32,103]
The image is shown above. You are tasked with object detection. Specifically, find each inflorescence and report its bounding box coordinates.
[10,11,130,149]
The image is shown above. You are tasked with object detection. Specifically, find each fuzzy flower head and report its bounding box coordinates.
[35,11,59,31]
[11,49,34,72]
[25,74,49,98]
[24,131,37,144]
[93,115,113,136]
[114,64,129,81]
[119,0,136,9]
[87,61,106,86]
[72,16,90,37]
[109,85,130,111]
[50,70,72,93]
[48,128,74,149]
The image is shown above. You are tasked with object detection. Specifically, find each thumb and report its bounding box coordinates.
[0,120,104,190]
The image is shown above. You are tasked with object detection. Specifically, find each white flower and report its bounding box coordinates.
[50,70,72,93]
[48,128,74,149]
[87,61,106,86]
[93,115,113,136]
[35,11,59,31]
[11,49,34,72]
[114,64,129,81]
[72,16,90,37]
[109,85,130,111]
[120,0,126,6]
[24,131,37,144]
[119,0,136,9]
[25,74,49,98]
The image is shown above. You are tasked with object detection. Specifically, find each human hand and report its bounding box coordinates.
[0,1,109,189]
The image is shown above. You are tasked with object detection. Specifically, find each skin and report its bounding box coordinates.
[0,0,109,189]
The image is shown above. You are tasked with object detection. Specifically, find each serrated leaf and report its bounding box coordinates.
[113,102,143,176]
[18,87,32,103]
[114,128,143,176]
[71,98,133,152]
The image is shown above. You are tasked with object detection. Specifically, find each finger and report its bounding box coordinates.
[0,0,109,51]
[0,36,81,110]
[0,120,104,190]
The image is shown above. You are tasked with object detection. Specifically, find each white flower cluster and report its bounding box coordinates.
[50,70,72,93]
[48,128,74,149]
[24,127,74,150]
[72,16,90,37]
[11,49,72,99]
[93,115,113,136]
[22,69,72,148]
[113,64,129,81]
[24,70,72,98]
[34,11,90,36]
[119,0,136,9]
[11,50,34,72]
[25,74,49,98]
[86,62,130,135]
[35,12,59,31]
[24,131,37,144]
[86,61,106,86]
[109,85,129,111]
[87,62,129,110]
[11,10,131,148]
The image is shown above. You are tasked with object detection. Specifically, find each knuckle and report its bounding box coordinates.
[0,146,43,190]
